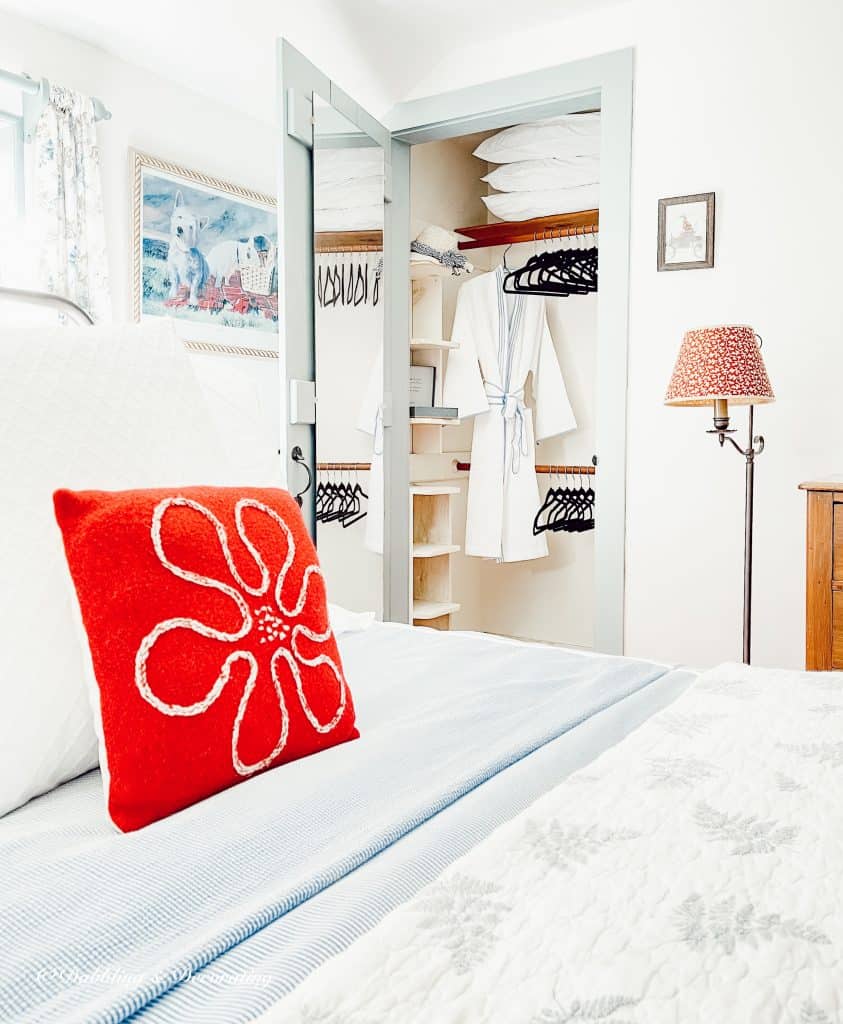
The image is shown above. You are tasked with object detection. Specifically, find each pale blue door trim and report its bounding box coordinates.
[276,40,409,621]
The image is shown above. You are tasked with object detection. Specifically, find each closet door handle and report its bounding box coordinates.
[291,445,313,507]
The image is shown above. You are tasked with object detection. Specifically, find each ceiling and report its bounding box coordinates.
[0,0,625,123]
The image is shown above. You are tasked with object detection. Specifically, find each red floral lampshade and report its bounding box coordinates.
[665,324,774,406]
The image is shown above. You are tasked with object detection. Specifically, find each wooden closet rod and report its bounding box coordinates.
[456,210,599,251]
[315,230,383,254]
[454,461,596,475]
[317,461,372,471]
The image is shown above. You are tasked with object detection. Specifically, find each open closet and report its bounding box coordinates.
[404,128,599,646]
[279,43,632,655]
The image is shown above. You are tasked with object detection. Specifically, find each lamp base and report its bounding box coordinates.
[710,405,765,665]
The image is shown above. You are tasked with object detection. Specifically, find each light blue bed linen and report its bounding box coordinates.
[0,625,690,1024]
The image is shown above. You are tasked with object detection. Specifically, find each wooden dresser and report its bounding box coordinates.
[800,476,843,669]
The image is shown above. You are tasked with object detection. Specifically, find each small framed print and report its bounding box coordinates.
[409,365,436,407]
[657,192,715,271]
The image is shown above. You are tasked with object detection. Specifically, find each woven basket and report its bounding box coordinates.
[239,264,273,296]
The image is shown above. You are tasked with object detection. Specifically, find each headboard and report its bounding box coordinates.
[0,285,283,485]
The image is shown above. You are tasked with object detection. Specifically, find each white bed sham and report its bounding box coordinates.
[270,661,843,1023]
[0,320,233,819]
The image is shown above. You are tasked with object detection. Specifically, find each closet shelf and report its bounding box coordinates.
[413,600,461,621]
[412,542,461,559]
[410,338,459,351]
[411,417,461,427]
[455,209,599,251]
[411,484,461,496]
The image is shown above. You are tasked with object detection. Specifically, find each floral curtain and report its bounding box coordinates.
[34,85,110,322]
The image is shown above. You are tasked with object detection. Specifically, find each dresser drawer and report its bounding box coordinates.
[834,503,843,581]
[803,483,843,670]
[834,591,843,669]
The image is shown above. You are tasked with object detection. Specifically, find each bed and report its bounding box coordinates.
[264,660,843,1024]
[0,621,694,1024]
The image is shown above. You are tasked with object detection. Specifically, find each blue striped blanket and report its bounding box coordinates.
[0,626,670,1023]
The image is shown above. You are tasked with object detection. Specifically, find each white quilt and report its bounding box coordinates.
[266,663,843,1023]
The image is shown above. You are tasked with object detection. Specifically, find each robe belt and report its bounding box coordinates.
[484,382,529,475]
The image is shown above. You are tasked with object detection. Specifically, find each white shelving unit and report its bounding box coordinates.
[409,258,461,631]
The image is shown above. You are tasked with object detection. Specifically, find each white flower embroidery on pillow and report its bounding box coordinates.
[134,496,346,776]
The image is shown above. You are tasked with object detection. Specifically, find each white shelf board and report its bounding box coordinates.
[411,417,461,427]
[413,600,461,620]
[412,542,460,559]
[410,263,454,280]
[410,483,460,496]
[410,338,459,351]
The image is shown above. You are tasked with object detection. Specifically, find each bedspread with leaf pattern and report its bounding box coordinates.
[264,663,843,1024]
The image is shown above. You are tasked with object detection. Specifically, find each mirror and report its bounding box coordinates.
[312,99,385,617]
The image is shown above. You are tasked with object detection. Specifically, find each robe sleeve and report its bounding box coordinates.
[532,314,577,440]
[443,286,489,418]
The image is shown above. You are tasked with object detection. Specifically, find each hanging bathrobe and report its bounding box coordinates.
[443,266,576,562]
[357,342,384,555]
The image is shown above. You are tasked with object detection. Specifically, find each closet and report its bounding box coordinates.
[405,131,599,646]
[279,41,633,655]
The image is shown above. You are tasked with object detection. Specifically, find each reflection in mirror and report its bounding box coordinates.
[312,99,385,618]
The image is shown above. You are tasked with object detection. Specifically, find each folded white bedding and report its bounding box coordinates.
[316,174,383,210]
[482,155,599,192]
[474,112,601,163]
[315,204,384,231]
[271,662,843,1023]
[482,182,600,222]
[0,622,678,1023]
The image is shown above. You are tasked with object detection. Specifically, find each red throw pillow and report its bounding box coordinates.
[54,486,358,831]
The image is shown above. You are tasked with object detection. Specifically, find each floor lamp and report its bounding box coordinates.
[665,325,775,664]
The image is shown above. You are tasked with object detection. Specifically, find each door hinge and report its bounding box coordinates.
[286,88,313,148]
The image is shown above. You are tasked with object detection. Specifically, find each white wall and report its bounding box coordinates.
[0,8,276,319]
[401,0,843,670]
[0,10,283,486]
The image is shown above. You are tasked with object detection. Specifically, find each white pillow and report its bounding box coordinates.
[316,175,383,211]
[328,603,375,636]
[474,113,601,163]
[482,183,600,223]
[314,147,384,187]
[0,319,233,817]
[482,156,599,193]
[315,205,384,232]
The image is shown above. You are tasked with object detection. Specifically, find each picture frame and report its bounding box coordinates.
[657,192,715,272]
[408,364,436,408]
[130,149,278,348]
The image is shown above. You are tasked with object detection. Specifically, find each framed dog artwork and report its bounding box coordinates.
[130,150,278,349]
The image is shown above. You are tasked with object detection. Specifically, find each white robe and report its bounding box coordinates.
[357,343,384,555]
[443,266,576,562]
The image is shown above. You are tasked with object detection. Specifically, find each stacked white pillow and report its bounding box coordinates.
[474,112,601,222]
[314,147,384,232]
[0,320,235,818]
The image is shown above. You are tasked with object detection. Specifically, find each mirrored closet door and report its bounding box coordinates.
[312,100,386,616]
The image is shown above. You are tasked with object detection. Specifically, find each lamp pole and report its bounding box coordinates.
[710,403,765,664]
